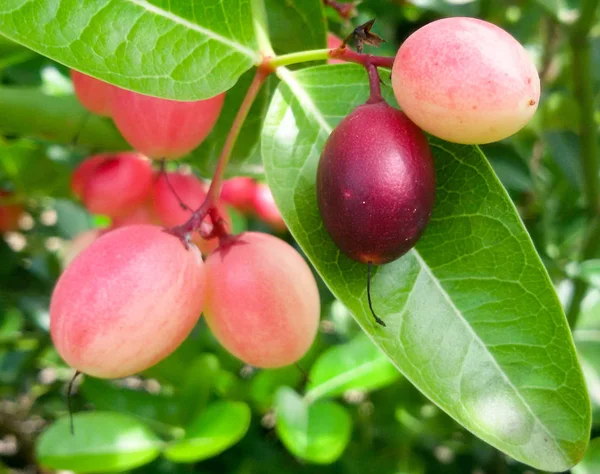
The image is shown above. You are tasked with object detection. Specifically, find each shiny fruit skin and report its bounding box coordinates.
[203,232,320,368]
[392,17,540,144]
[71,70,116,117]
[50,225,206,378]
[317,101,435,265]
[112,89,225,160]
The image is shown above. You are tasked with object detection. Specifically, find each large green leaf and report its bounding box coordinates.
[275,387,352,464]
[305,332,401,403]
[0,0,260,100]
[261,64,591,471]
[164,400,251,463]
[37,412,162,472]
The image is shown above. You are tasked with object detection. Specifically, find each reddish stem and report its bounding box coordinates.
[167,62,272,244]
[329,47,395,69]
[365,63,384,104]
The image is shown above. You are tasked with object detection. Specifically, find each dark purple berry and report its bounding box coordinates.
[317,101,435,266]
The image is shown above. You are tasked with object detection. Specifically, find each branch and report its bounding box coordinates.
[0,86,127,150]
[565,0,600,328]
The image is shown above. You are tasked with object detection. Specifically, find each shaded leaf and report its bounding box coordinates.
[275,387,351,464]
[164,401,251,463]
[305,332,400,402]
[37,412,161,472]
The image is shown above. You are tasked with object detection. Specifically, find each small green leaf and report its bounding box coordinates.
[37,412,161,473]
[164,401,251,463]
[305,332,400,403]
[573,438,600,474]
[0,0,260,100]
[275,387,351,464]
[250,366,302,412]
[262,64,591,471]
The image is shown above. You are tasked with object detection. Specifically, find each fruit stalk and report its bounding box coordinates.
[267,48,394,69]
[365,63,383,104]
[171,65,270,238]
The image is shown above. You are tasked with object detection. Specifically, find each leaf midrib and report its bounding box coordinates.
[275,67,570,465]
[126,0,260,60]
[304,357,391,403]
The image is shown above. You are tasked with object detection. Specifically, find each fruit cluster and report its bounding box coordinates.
[52,68,319,380]
[318,17,539,324]
[49,16,539,385]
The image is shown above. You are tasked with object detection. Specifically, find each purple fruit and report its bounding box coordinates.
[317,101,435,265]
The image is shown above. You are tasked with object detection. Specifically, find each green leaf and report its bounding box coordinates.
[264,0,326,55]
[275,387,351,464]
[250,366,302,412]
[0,0,260,100]
[573,437,600,474]
[164,401,251,463]
[37,412,161,473]
[178,353,221,421]
[194,70,274,178]
[261,64,591,471]
[54,199,94,239]
[81,378,180,428]
[305,332,400,403]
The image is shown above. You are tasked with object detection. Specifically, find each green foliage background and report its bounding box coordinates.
[0,0,600,473]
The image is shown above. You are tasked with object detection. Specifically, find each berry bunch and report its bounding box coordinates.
[318,17,540,325]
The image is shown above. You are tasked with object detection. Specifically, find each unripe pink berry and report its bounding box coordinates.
[50,225,206,378]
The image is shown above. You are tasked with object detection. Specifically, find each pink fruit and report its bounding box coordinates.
[50,225,206,378]
[392,17,540,144]
[112,89,226,160]
[71,155,105,199]
[252,183,286,232]
[71,70,116,117]
[152,172,231,254]
[0,191,23,233]
[203,232,320,368]
[79,153,154,218]
[220,177,256,214]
